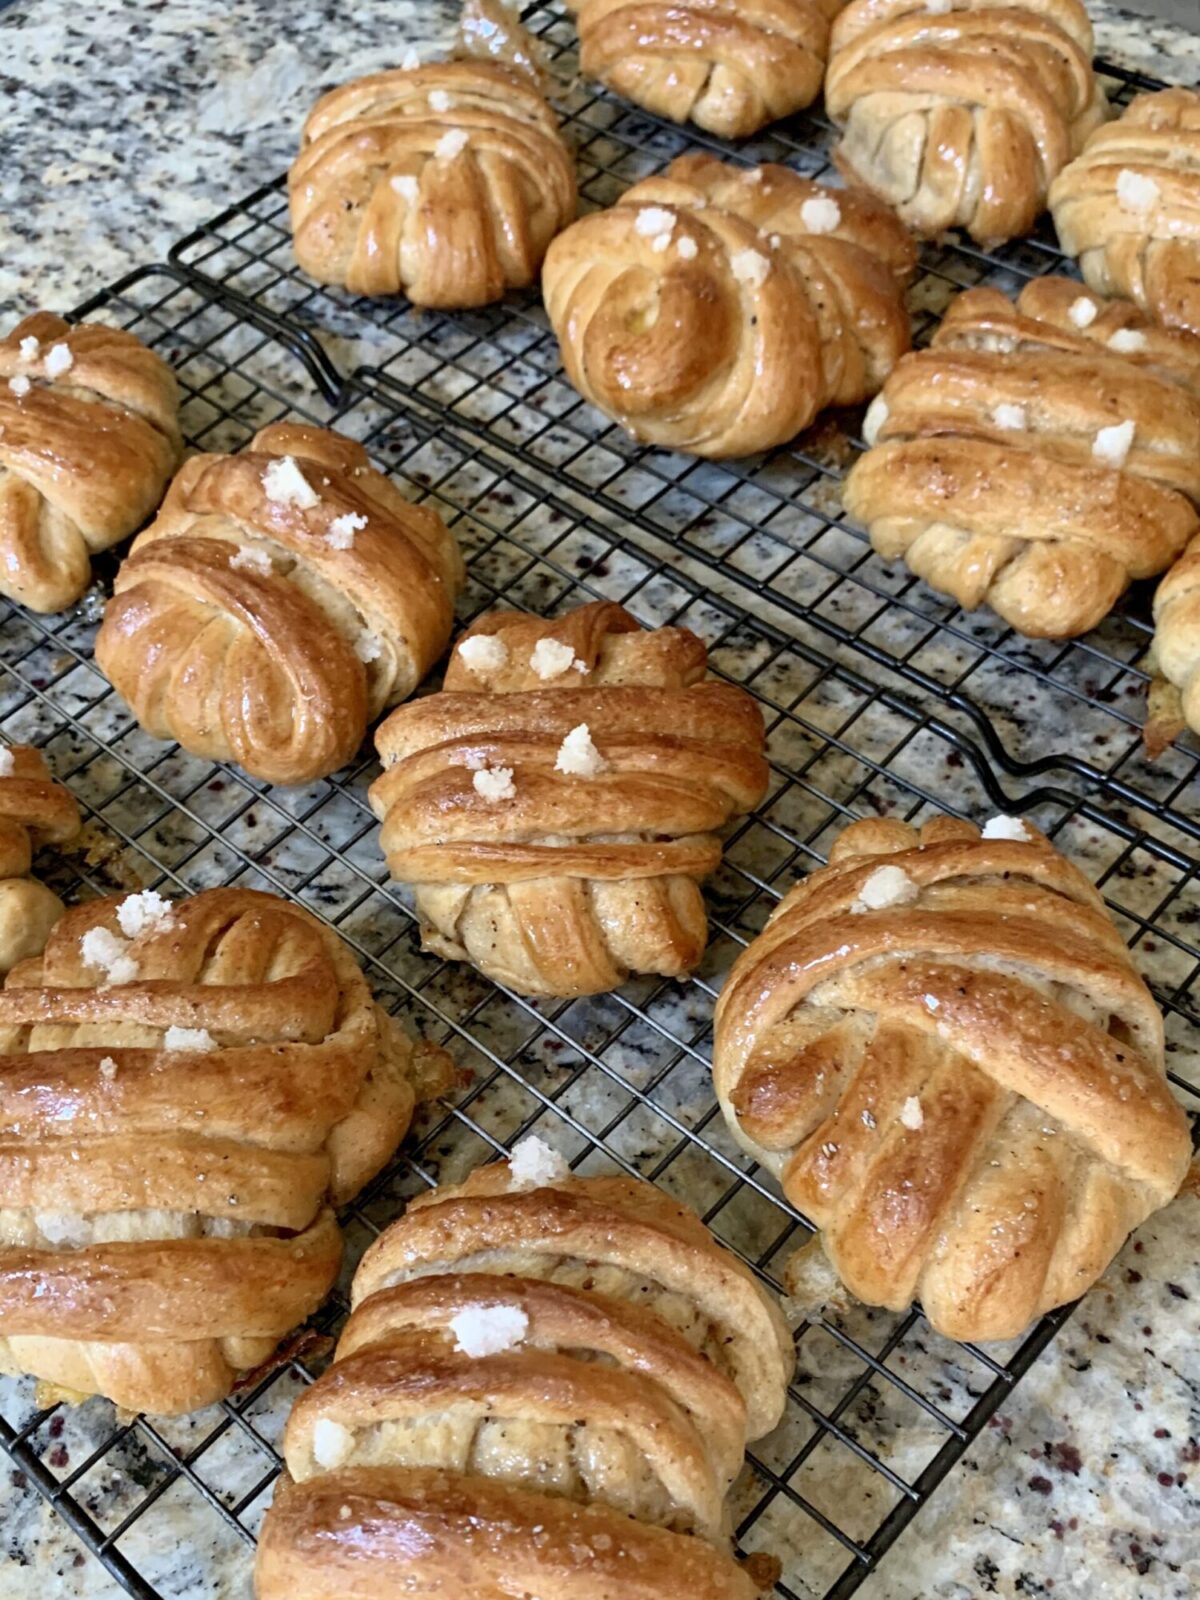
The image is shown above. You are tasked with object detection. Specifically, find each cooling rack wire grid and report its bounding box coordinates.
[2,12,1198,1600]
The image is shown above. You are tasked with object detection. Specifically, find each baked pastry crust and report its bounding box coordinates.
[842,277,1200,637]
[826,0,1107,246]
[1150,530,1200,747]
[713,814,1191,1343]
[0,313,181,612]
[0,887,436,1414]
[543,153,916,458]
[369,601,769,997]
[289,60,575,305]
[95,422,463,786]
[573,0,844,137]
[0,745,80,975]
[1050,87,1200,337]
[254,1160,792,1599]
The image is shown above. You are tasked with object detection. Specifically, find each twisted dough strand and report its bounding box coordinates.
[0,313,180,612]
[290,60,575,305]
[713,815,1191,1342]
[543,154,915,458]
[254,1162,792,1600]
[95,422,463,786]
[0,887,437,1414]
[1050,87,1200,337]
[0,745,80,976]
[826,0,1107,246]
[370,602,768,996]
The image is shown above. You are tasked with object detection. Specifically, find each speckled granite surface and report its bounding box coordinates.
[1,3,1199,1600]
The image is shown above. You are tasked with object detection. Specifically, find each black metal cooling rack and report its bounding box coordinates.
[168,17,1200,859]
[0,265,1197,1600]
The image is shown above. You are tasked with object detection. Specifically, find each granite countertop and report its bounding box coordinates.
[1,3,1199,1599]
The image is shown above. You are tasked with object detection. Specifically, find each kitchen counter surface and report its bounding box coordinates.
[1,3,1199,1600]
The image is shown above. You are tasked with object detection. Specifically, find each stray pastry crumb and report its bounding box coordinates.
[163,1025,218,1052]
[1107,328,1147,354]
[80,926,139,986]
[530,637,576,679]
[862,393,889,445]
[263,455,320,510]
[554,723,606,777]
[800,194,841,234]
[355,631,384,664]
[312,1417,355,1470]
[676,235,698,260]
[44,343,73,378]
[508,1134,570,1188]
[18,335,39,362]
[1068,296,1098,329]
[428,89,455,112]
[990,403,1027,431]
[1116,169,1160,212]
[473,765,516,801]
[1092,418,1135,467]
[899,1096,924,1130]
[327,511,367,550]
[458,634,509,674]
[730,248,770,288]
[391,174,420,203]
[98,1056,118,1080]
[850,864,918,913]
[0,746,13,778]
[435,127,469,161]
[116,888,174,939]
[981,814,1029,842]
[229,544,273,575]
[449,1303,529,1357]
[8,375,31,397]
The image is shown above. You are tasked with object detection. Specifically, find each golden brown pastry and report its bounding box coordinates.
[543,153,916,459]
[0,744,80,975]
[842,277,1200,637]
[289,56,575,305]
[826,0,1107,247]
[0,886,445,1415]
[572,0,844,137]
[94,423,463,787]
[1148,531,1200,755]
[0,312,181,612]
[713,813,1191,1343]
[369,601,769,997]
[254,1148,793,1600]
[1050,88,1200,337]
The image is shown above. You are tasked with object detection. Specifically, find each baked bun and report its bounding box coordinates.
[289,59,575,305]
[0,744,80,974]
[826,0,1107,246]
[254,1150,793,1599]
[842,277,1200,637]
[573,0,843,137]
[95,423,463,787]
[0,886,443,1415]
[1050,87,1200,337]
[0,313,180,612]
[543,153,916,458]
[713,814,1191,1343]
[369,601,769,997]
[1149,531,1200,754]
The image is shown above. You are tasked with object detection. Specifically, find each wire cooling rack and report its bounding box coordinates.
[168,15,1200,858]
[0,264,1197,1600]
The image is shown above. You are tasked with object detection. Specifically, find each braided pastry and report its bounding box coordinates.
[254,1149,793,1600]
[370,601,769,997]
[289,58,575,305]
[713,814,1191,1343]
[95,423,463,787]
[542,154,916,459]
[825,0,1107,246]
[842,277,1200,638]
[1050,88,1200,337]
[0,312,180,612]
[0,745,80,975]
[0,886,444,1415]
[1149,532,1200,754]
[572,0,844,137]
